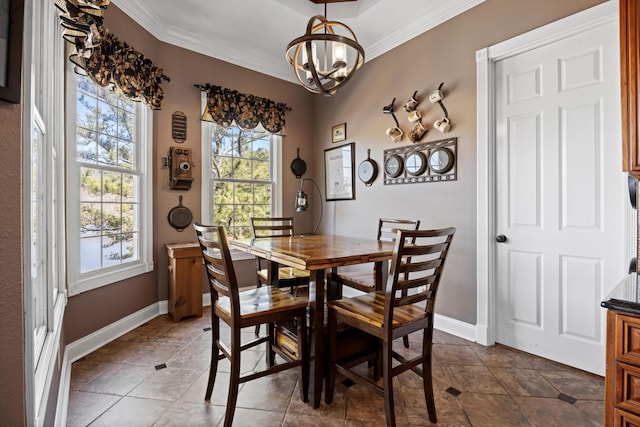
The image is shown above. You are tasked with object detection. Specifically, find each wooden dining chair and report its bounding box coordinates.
[193,223,309,427]
[251,217,311,335]
[328,218,420,347]
[251,217,311,295]
[325,227,456,427]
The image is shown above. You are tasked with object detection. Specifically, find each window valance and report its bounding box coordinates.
[196,83,290,135]
[56,0,170,110]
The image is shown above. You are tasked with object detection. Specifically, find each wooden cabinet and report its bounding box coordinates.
[165,243,203,322]
[621,0,640,176]
[605,309,640,426]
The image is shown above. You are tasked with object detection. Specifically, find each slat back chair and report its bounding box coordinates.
[326,227,456,427]
[251,217,311,294]
[328,218,420,348]
[193,223,309,427]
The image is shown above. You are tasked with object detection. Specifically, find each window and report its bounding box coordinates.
[201,113,282,242]
[66,73,153,295]
[24,1,66,424]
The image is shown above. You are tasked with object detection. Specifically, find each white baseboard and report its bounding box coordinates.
[434,313,477,343]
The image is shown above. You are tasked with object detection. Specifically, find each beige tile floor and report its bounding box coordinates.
[66,307,605,426]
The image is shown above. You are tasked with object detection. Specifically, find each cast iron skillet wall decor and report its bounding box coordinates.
[167,195,193,232]
[290,147,307,178]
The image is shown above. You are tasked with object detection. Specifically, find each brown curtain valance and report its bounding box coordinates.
[196,84,290,135]
[56,0,170,110]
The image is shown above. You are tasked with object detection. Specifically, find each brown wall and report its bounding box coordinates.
[0,101,25,425]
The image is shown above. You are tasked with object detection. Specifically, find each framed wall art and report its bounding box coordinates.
[0,0,24,104]
[324,142,355,201]
[331,122,346,143]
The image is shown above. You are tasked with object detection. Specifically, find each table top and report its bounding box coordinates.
[230,234,395,271]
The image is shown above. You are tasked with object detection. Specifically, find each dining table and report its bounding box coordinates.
[230,233,396,408]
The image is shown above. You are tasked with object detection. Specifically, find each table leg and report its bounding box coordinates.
[267,260,279,287]
[375,260,389,291]
[309,269,325,408]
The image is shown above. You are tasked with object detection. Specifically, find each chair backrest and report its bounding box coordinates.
[377,218,421,242]
[385,227,456,318]
[251,217,295,239]
[193,223,240,308]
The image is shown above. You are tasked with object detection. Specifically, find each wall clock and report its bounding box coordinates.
[405,151,427,176]
[428,147,455,174]
[384,154,404,178]
[358,149,378,186]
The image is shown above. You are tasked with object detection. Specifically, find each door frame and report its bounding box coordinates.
[475,0,633,346]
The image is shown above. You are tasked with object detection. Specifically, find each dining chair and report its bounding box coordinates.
[251,217,311,335]
[193,223,309,427]
[325,227,456,427]
[251,217,311,295]
[327,218,420,348]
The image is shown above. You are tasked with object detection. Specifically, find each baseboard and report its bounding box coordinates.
[434,313,477,343]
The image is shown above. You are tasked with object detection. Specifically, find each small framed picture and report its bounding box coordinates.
[332,122,346,143]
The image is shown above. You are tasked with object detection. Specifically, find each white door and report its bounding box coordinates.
[494,18,626,374]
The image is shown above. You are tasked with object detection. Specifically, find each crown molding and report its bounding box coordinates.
[366,0,484,61]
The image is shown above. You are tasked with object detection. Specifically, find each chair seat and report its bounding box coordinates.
[328,291,429,332]
[258,267,310,282]
[215,286,308,324]
[333,270,376,292]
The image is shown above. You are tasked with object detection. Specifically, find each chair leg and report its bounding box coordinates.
[382,335,395,427]
[325,306,338,404]
[423,326,437,423]
[267,322,276,367]
[223,325,242,427]
[205,314,221,401]
[403,335,410,348]
[297,312,309,402]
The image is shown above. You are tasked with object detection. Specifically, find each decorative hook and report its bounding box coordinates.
[382,97,396,114]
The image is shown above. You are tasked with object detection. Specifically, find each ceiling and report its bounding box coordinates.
[110,0,484,84]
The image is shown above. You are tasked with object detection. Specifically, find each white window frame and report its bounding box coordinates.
[23,1,67,425]
[65,69,154,296]
[200,93,282,259]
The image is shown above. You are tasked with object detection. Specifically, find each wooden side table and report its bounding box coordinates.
[165,242,203,322]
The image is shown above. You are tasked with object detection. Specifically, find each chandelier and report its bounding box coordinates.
[286,3,364,97]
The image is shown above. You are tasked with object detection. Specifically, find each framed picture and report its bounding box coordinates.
[324,142,355,201]
[331,122,346,143]
[0,0,23,103]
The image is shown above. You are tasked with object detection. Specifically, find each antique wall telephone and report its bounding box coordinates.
[167,146,194,190]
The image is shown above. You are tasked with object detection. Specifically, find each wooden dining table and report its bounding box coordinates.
[230,234,396,408]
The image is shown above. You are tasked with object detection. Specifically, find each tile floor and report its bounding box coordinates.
[66,307,605,426]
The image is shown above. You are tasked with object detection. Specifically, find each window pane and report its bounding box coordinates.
[77,128,98,163]
[119,140,134,169]
[253,160,269,181]
[77,92,97,131]
[98,135,118,165]
[233,158,251,179]
[80,168,101,202]
[98,100,118,137]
